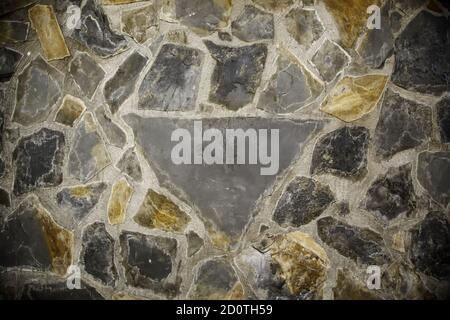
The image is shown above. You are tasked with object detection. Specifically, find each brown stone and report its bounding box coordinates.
[108,178,133,225]
[333,269,380,300]
[54,95,85,127]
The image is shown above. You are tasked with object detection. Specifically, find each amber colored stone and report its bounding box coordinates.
[54,95,85,127]
[108,178,133,225]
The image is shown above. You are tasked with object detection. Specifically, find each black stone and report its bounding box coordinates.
[417,151,450,206]
[0,47,22,82]
[0,188,10,207]
[437,97,450,143]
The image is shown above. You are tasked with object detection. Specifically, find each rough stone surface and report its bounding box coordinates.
[108,178,133,225]
[69,52,105,100]
[231,5,274,42]
[121,4,158,44]
[54,95,85,127]
[285,9,324,50]
[417,151,450,206]
[0,47,22,82]
[116,148,142,182]
[312,40,349,83]
[437,97,450,143]
[94,106,126,148]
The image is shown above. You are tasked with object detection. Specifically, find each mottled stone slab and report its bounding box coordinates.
[374,89,431,158]
[105,51,148,114]
[94,106,126,148]
[68,113,111,182]
[124,115,323,245]
[312,40,349,82]
[138,44,203,111]
[317,216,390,265]
[69,52,105,99]
[273,177,334,227]
[365,164,416,221]
[108,178,133,225]
[176,0,231,35]
[205,41,267,110]
[311,126,369,178]
[72,0,128,58]
[231,5,274,42]
[28,5,70,61]
[116,148,142,182]
[187,231,204,257]
[134,189,190,233]
[392,11,450,95]
[286,8,324,50]
[13,128,65,196]
[333,269,379,300]
[122,4,158,44]
[417,151,450,206]
[13,56,63,126]
[410,212,450,280]
[0,197,73,275]
[0,0,36,16]
[0,21,29,43]
[81,222,117,286]
[0,47,22,82]
[251,0,293,11]
[54,95,85,127]
[320,75,388,122]
[437,97,450,143]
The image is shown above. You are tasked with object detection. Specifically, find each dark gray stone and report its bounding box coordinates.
[0,21,29,43]
[0,158,5,178]
[116,148,142,182]
[13,128,65,196]
[205,41,267,110]
[0,0,36,16]
[187,231,204,257]
[285,8,324,49]
[0,188,10,207]
[312,40,349,82]
[273,176,334,227]
[94,106,126,148]
[417,151,450,206]
[231,5,274,42]
[69,52,105,99]
[138,44,203,111]
[0,47,22,82]
[437,97,450,143]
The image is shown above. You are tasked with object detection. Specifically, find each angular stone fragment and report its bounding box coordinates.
[69,52,105,100]
[13,128,65,196]
[320,75,387,122]
[0,0,36,16]
[231,5,274,42]
[251,0,293,11]
[105,51,148,114]
[56,182,107,223]
[285,9,324,50]
[81,222,118,286]
[365,164,416,221]
[187,231,204,257]
[13,56,63,126]
[417,151,450,206]
[72,0,128,58]
[311,126,369,178]
[176,0,231,35]
[205,41,267,110]
[68,113,111,182]
[410,212,450,280]
[134,189,190,233]
[374,89,432,158]
[122,4,158,44]
[54,95,85,127]
[317,216,390,265]
[94,106,126,148]
[273,177,334,227]
[0,21,29,43]
[437,97,450,143]
[108,178,133,225]
[333,269,379,300]
[0,197,73,275]
[258,49,322,113]
[0,47,22,82]
[392,11,450,95]
[29,5,70,61]
[0,188,10,207]
[312,40,349,82]
[116,148,142,182]
[138,44,203,111]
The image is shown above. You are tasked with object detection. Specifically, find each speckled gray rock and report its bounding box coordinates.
[205,41,267,110]
[231,5,274,42]
[116,148,142,182]
[437,97,450,143]
[94,106,126,148]
[285,8,324,50]
[0,47,22,82]
[273,176,334,227]
[317,217,391,265]
[417,151,450,206]
[138,44,203,111]
[374,89,431,158]
[311,127,369,178]
[81,222,117,286]
[105,51,148,114]
[13,56,62,127]
[312,40,349,82]
[392,11,450,94]
[69,52,105,100]
[13,128,65,196]
[187,231,204,257]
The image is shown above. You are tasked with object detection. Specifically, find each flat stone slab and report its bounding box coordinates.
[0,47,22,82]
[108,178,133,225]
[69,52,105,100]
[231,5,274,42]
[417,151,450,206]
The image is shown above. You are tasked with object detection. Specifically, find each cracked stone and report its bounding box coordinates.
[134,189,190,233]
[138,44,203,111]
[311,126,369,178]
[392,11,450,95]
[0,21,29,43]
[54,95,86,127]
[231,5,274,42]
[69,52,105,100]
[81,222,118,286]
[312,40,349,83]
[273,176,334,227]
[251,0,293,11]
[68,113,111,182]
[0,47,22,82]
[317,216,390,265]
[187,231,204,257]
[13,56,63,127]
[205,41,267,110]
[108,178,133,225]
[94,106,126,148]
[0,188,10,207]
[105,51,148,114]
[285,9,324,50]
[437,97,450,143]
[13,128,65,196]
[320,75,388,122]
[116,148,142,182]
[417,151,450,206]
[333,268,379,300]
[365,164,416,221]
[0,197,73,275]
[0,0,36,16]
[374,89,432,158]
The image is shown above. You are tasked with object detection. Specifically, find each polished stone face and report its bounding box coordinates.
[0,0,449,301]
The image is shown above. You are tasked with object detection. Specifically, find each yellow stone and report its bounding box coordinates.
[108,178,133,225]
[134,189,190,232]
[320,74,388,122]
[28,5,70,61]
[54,95,86,127]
